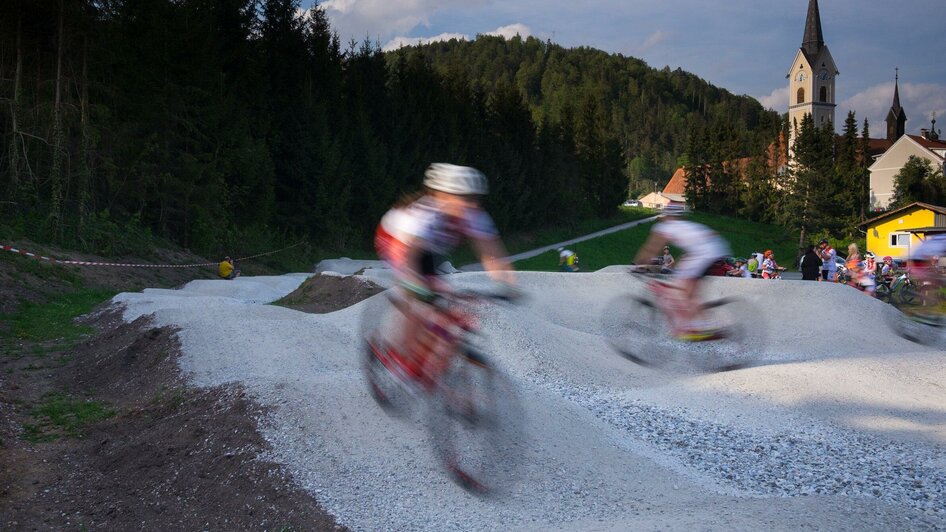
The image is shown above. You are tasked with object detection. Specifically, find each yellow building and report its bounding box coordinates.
[861,202,946,259]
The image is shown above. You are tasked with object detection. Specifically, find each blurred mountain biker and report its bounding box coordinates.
[374,163,517,383]
[906,234,946,309]
[631,212,731,341]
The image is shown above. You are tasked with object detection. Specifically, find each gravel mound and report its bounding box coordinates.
[111,271,946,530]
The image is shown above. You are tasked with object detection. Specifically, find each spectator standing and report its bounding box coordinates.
[817,239,837,281]
[800,245,821,280]
[747,253,760,277]
[847,243,861,262]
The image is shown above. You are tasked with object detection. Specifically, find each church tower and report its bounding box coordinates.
[885,70,907,142]
[787,0,838,151]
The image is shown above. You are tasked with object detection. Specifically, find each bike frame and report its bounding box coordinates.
[384,293,482,392]
[644,279,684,328]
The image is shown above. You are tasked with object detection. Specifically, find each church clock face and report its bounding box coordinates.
[796,71,808,82]
[818,69,830,81]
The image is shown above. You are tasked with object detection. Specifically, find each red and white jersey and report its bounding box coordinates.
[375,196,498,277]
[652,219,731,261]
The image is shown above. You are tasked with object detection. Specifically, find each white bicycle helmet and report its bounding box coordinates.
[424,163,488,195]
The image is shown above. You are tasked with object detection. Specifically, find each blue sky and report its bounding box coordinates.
[315,0,946,135]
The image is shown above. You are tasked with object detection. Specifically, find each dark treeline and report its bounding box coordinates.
[0,0,776,257]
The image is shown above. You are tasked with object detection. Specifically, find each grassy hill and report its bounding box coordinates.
[514,212,800,272]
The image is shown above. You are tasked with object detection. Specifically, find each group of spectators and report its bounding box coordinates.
[657,238,896,294]
[656,248,785,280]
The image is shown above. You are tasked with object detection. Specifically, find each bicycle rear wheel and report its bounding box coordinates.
[602,293,759,372]
[430,349,524,495]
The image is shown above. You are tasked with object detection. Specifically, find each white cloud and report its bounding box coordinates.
[322,0,490,43]
[840,82,946,136]
[382,32,468,52]
[485,23,532,40]
[757,86,789,112]
[321,0,356,14]
[637,30,669,53]
[382,23,533,52]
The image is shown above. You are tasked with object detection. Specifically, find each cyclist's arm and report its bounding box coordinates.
[473,236,516,285]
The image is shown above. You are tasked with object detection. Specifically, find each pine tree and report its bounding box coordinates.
[834,111,861,224]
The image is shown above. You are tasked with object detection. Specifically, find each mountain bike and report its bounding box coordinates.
[361,288,524,495]
[885,271,946,345]
[601,269,761,372]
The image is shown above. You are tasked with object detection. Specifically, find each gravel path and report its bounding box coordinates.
[113,271,946,530]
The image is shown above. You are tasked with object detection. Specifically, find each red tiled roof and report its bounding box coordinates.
[866,138,893,157]
[909,134,946,156]
[661,158,753,196]
[663,167,687,195]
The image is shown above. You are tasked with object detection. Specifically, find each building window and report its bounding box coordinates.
[819,86,827,102]
[890,233,910,247]
[797,88,805,104]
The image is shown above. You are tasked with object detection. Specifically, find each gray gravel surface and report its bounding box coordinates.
[112,271,946,531]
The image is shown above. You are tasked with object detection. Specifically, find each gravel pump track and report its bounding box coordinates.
[602,293,759,373]
[430,349,524,495]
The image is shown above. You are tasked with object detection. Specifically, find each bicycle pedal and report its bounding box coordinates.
[675,329,726,342]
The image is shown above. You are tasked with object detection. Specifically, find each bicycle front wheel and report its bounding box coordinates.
[600,293,666,367]
[430,349,525,495]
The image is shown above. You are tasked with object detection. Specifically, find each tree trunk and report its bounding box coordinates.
[7,12,23,199]
[49,0,66,231]
[78,32,91,241]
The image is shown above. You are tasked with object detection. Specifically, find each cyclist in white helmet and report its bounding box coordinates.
[375,163,517,368]
[631,212,732,340]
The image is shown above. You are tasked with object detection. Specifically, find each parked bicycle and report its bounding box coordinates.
[601,269,762,372]
[361,288,524,495]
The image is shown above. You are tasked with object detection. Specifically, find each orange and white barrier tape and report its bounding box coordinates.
[1,241,304,268]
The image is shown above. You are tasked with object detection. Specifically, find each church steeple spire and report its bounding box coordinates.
[886,69,907,142]
[802,0,825,57]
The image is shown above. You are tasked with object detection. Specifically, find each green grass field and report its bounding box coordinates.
[515,211,800,272]
[3,289,114,344]
[449,206,657,267]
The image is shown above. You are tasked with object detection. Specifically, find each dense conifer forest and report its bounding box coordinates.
[0,0,780,256]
